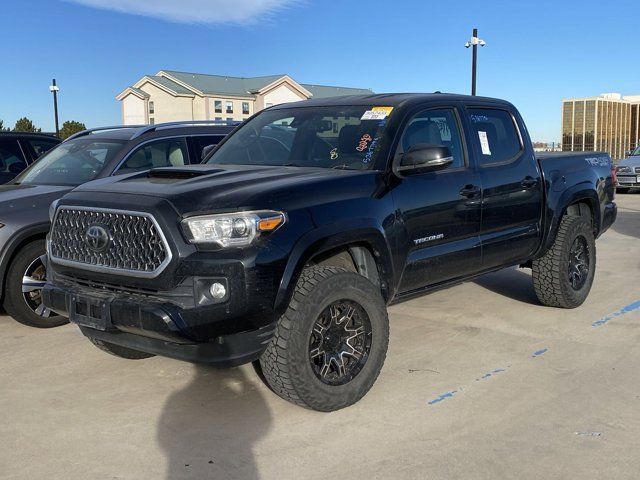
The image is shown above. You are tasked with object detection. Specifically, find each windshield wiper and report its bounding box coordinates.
[331,164,354,170]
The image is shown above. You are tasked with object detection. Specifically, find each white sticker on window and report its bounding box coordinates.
[478,131,492,155]
[361,106,393,120]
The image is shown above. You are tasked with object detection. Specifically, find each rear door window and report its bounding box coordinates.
[467,108,522,166]
[26,138,60,159]
[191,135,226,162]
[0,138,28,175]
[117,138,189,174]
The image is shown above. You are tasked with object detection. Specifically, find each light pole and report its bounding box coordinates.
[464,28,486,96]
[49,79,60,136]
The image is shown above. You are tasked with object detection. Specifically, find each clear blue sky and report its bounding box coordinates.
[1,0,639,142]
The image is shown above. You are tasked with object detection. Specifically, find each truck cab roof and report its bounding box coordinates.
[270,92,516,110]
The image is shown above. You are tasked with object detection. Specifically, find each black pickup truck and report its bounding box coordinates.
[43,94,617,411]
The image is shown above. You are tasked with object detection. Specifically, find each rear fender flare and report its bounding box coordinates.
[539,185,599,256]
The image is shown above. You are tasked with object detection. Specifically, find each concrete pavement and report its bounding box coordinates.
[1,194,639,480]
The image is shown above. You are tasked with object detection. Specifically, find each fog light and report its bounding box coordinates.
[210,282,226,299]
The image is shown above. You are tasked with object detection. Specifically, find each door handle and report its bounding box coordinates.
[459,184,481,198]
[521,176,538,189]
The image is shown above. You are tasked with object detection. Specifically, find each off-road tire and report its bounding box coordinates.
[89,337,155,360]
[259,266,389,411]
[532,215,596,308]
[616,187,630,194]
[3,240,68,328]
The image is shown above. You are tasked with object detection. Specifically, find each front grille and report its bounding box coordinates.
[49,207,171,277]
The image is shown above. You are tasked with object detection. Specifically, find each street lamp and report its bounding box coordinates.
[464,28,486,96]
[49,79,60,137]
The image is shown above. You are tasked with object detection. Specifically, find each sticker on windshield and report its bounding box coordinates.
[361,106,393,121]
[330,148,339,160]
[478,131,492,155]
[356,134,373,152]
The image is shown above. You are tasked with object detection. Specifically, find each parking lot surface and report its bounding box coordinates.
[1,194,639,480]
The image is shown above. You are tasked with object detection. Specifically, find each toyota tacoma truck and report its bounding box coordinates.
[42,94,617,411]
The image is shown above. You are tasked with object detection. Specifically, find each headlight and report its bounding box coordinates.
[182,210,285,247]
[49,199,60,222]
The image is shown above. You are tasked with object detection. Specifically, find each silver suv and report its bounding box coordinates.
[616,146,640,193]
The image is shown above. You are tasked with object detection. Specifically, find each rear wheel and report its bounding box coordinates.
[259,266,389,411]
[532,215,596,308]
[3,240,68,328]
[89,337,155,360]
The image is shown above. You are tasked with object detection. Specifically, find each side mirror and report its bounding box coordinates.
[397,144,453,175]
[201,144,216,161]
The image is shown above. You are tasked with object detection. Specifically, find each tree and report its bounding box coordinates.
[0,120,9,131]
[13,117,41,133]
[59,120,86,140]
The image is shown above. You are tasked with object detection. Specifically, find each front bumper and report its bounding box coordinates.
[42,281,275,367]
[616,175,640,188]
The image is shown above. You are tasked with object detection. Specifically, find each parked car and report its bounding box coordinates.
[0,121,235,328]
[615,145,640,193]
[43,94,616,411]
[0,132,61,184]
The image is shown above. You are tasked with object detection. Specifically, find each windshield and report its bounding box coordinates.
[14,138,126,186]
[631,146,640,156]
[206,105,393,170]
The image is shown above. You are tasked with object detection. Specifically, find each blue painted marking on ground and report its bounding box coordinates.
[476,367,509,381]
[532,348,548,357]
[427,390,457,405]
[592,300,640,327]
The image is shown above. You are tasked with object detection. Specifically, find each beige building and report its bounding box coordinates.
[117,70,372,126]
[562,93,640,160]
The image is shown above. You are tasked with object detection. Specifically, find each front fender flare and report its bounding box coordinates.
[273,219,395,315]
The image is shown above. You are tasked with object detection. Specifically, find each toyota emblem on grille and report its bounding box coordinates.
[85,225,111,252]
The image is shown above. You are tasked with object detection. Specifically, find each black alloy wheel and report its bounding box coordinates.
[309,300,372,386]
[568,236,590,291]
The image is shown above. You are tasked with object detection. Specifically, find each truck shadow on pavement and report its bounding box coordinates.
[611,210,639,239]
[473,267,540,305]
[157,365,271,480]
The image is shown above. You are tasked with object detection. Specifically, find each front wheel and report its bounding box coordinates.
[259,266,389,411]
[532,215,596,308]
[3,240,68,328]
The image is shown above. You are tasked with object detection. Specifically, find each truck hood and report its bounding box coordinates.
[69,165,383,214]
[0,184,72,225]
[618,156,640,167]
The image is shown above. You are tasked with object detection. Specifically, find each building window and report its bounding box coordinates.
[226,101,233,114]
[226,117,234,122]
[242,102,250,115]
[214,100,222,113]
[215,117,222,121]
[149,101,154,115]
[149,118,155,125]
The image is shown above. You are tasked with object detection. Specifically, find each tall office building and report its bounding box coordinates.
[562,93,640,160]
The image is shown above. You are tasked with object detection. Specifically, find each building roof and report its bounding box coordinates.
[119,70,373,101]
[158,70,372,98]
[146,75,195,96]
[301,84,372,98]
[129,87,150,98]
